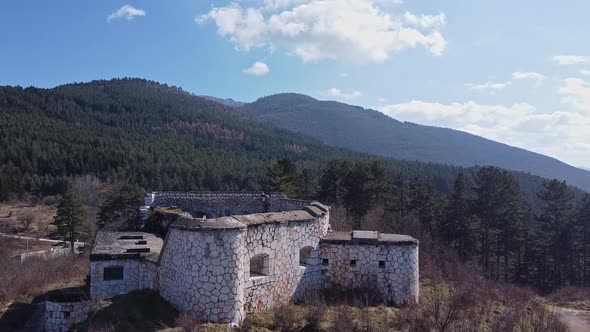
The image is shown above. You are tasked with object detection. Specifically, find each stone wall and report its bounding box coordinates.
[45,300,90,332]
[242,214,328,313]
[157,226,246,323]
[90,259,157,300]
[266,194,311,212]
[144,192,316,218]
[320,242,419,306]
[146,192,269,217]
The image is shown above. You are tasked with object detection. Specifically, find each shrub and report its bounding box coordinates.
[0,254,88,305]
[175,312,202,332]
[329,306,354,332]
[43,195,59,206]
[519,303,568,332]
[304,302,327,331]
[273,303,297,332]
[548,286,590,304]
[18,209,35,232]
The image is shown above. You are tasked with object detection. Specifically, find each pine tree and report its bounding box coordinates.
[442,173,479,261]
[97,186,144,230]
[409,177,442,233]
[537,179,575,290]
[475,167,530,281]
[266,158,298,197]
[52,190,85,253]
[578,194,590,286]
[318,160,351,205]
[297,168,318,200]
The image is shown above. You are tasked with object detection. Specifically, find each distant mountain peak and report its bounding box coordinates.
[243,93,590,192]
[201,96,245,108]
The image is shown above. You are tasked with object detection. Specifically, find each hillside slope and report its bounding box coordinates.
[0,78,457,194]
[242,93,590,191]
[0,79,577,206]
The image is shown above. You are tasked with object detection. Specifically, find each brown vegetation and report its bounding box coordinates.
[0,198,57,237]
[0,242,88,307]
[548,286,590,310]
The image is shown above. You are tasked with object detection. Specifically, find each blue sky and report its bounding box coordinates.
[1,1,590,168]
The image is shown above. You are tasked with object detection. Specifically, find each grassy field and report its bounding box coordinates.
[0,197,58,237]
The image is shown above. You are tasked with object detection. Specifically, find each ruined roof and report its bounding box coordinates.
[90,231,164,262]
[320,231,418,245]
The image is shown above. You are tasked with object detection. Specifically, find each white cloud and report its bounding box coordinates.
[243,62,270,76]
[402,11,446,30]
[559,78,590,113]
[263,0,308,10]
[466,81,511,92]
[512,71,545,81]
[328,88,362,100]
[552,55,589,65]
[339,72,349,78]
[198,0,447,63]
[107,4,146,23]
[379,100,590,166]
[580,69,590,76]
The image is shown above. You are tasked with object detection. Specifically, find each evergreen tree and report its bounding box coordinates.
[537,179,575,290]
[52,190,85,253]
[0,163,24,201]
[318,160,352,205]
[441,173,479,261]
[297,167,318,200]
[475,167,530,281]
[409,177,442,233]
[97,186,145,230]
[266,158,298,197]
[578,194,590,286]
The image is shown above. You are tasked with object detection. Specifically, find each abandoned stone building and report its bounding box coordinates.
[86,191,419,324]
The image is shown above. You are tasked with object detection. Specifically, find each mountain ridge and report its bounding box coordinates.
[241,93,590,192]
[1,78,580,207]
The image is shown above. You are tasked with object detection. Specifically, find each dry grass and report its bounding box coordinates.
[0,253,88,308]
[0,198,57,237]
[547,286,590,310]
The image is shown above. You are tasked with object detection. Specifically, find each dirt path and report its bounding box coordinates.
[548,305,590,332]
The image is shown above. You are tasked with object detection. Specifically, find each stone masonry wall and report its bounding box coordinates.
[157,227,246,323]
[266,195,311,213]
[146,192,269,217]
[90,259,157,300]
[144,192,315,218]
[242,214,329,313]
[45,300,90,332]
[320,242,419,306]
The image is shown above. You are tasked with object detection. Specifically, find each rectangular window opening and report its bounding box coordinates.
[379,261,386,268]
[119,235,144,240]
[350,260,357,267]
[103,266,124,281]
[126,248,150,253]
[250,254,269,278]
[322,258,329,266]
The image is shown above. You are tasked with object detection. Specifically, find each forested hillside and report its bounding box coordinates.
[242,93,590,192]
[0,78,580,209]
[0,78,588,293]
[266,158,590,291]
